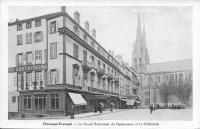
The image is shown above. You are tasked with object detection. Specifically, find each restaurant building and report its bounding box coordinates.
[8,7,140,117]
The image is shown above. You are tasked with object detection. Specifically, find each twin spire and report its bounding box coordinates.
[136,10,146,46]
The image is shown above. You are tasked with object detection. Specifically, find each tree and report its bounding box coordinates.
[159,82,176,105]
[176,80,192,106]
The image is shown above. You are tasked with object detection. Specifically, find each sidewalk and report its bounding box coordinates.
[43,109,124,119]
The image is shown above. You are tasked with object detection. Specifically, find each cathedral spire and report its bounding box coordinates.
[136,10,142,42]
[143,24,146,47]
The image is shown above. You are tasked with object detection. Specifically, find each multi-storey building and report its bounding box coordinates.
[132,12,193,108]
[8,7,140,117]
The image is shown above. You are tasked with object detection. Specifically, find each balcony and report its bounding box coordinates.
[81,60,91,73]
[107,73,114,80]
[97,68,105,77]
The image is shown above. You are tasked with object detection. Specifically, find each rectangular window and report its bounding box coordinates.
[26,52,32,65]
[73,67,79,86]
[83,34,87,42]
[73,26,79,36]
[35,95,46,110]
[50,69,57,84]
[35,19,41,27]
[17,23,23,31]
[34,31,43,42]
[35,71,42,86]
[17,34,23,45]
[50,43,57,59]
[24,95,31,109]
[18,53,23,66]
[26,33,32,44]
[35,50,42,64]
[83,50,87,61]
[26,72,32,88]
[17,73,23,90]
[26,22,32,29]
[50,94,59,110]
[73,44,79,59]
[50,21,56,34]
[12,96,16,103]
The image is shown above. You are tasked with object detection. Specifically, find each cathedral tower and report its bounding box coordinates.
[132,11,149,73]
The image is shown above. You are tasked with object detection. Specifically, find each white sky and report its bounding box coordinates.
[8,6,192,65]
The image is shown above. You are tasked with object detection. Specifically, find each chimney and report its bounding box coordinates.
[61,6,66,13]
[84,21,90,34]
[91,28,96,39]
[74,10,80,24]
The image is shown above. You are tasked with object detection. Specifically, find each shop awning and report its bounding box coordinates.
[68,92,87,106]
[126,100,135,105]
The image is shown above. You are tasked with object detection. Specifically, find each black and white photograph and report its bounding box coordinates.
[1,1,200,129]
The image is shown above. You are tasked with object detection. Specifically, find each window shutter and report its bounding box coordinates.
[47,71,50,85]
[32,51,35,65]
[56,69,59,84]
[34,33,36,42]
[16,54,18,66]
[56,21,59,31]
[40,31,43,41]
[24,72,26,89]
[14,73,17,88]
[23,53,26,65]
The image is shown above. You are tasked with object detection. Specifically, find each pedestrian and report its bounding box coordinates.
[150,104,153,114]
[70,105,75,119]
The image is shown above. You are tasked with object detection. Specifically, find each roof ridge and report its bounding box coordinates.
[147,59,192,66]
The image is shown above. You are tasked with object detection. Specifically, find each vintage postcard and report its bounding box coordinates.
[1,0,200,129]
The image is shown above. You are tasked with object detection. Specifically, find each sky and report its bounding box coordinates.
[8,6,192,65]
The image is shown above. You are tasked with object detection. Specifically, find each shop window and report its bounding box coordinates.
[24,95,31,109]
[35,50,42,64]
[50,42,57,59]
[34,31,43,42]
[51,94,59,110]
[26,33,32,44]
[26,52,32,65]
[50,21,56,34]
[17,34,23,45]
[35,19,41,27]
[35,95,46,110]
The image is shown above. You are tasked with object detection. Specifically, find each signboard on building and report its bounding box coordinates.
[88,87,118,96]
[8,64,48,73]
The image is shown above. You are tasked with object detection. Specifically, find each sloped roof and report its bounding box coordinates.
[146,59,192,73]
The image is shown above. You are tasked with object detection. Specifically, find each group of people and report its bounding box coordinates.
[149,103,185,114]
[95,101,105,113]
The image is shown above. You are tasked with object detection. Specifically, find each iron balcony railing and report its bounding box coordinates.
[81,60,92,72]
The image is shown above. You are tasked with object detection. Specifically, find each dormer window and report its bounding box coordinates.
[73,26,79,36]
[17,23,23,31]
[26,22,32,29]
[83,34,87,42]
[35,19,41,27]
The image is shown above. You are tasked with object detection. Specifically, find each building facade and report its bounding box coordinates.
[132,12,193,108]
[8,7,140,117]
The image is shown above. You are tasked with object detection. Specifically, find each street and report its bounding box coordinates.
[76,109,192,121]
